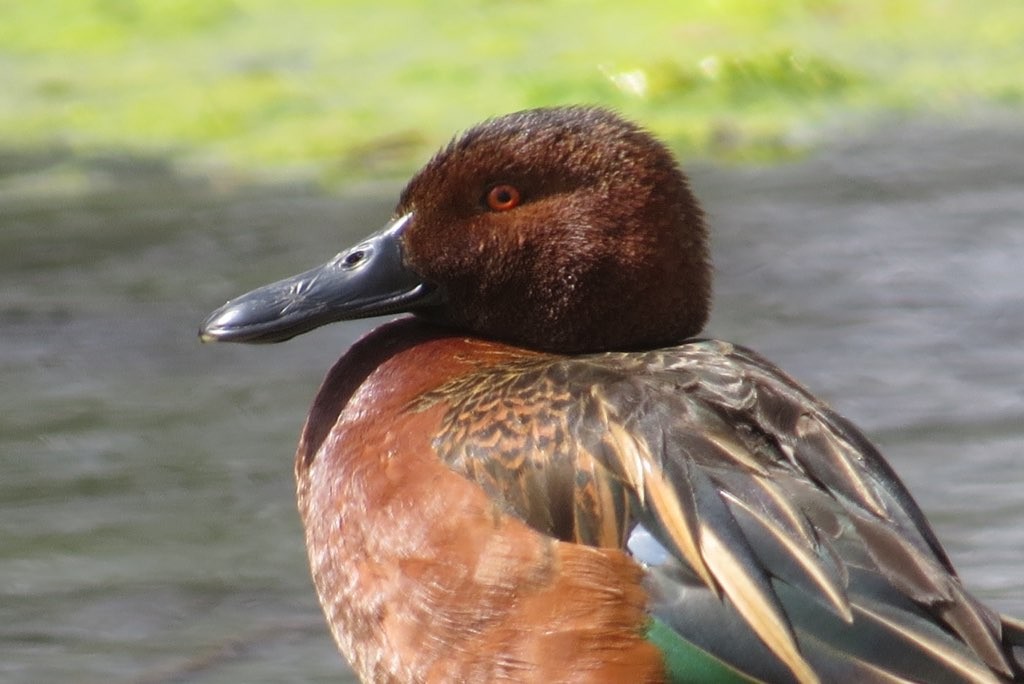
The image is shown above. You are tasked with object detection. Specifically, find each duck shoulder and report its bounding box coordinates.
[414,338,1019,684]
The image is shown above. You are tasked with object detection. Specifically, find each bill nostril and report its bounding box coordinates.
[343,250,366,268]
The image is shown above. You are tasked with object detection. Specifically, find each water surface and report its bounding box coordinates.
[3,119,1022,682]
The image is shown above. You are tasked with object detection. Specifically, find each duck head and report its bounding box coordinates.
[201,106,710,353]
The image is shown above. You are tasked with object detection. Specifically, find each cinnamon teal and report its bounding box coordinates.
[201,106,1024,683]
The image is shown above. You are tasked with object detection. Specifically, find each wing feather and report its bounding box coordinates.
[420,341,1020,681]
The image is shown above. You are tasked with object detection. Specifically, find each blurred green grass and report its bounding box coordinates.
[2,0,1022,182]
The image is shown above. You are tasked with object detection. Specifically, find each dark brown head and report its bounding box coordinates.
[201,106,710,353]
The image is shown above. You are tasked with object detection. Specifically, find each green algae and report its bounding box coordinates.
[2,0,1022,181]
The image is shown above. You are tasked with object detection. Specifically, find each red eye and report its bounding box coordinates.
[485,184,521,212]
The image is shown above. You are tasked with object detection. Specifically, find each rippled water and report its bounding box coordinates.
[3,119,1022,682]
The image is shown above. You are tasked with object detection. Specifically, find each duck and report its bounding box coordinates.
[200,106,1024,683]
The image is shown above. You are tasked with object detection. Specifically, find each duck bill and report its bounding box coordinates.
[199,213,436,344]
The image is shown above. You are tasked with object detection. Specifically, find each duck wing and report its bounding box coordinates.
[423,339,1021,683]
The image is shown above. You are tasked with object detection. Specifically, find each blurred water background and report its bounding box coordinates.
[3,116,1022,683]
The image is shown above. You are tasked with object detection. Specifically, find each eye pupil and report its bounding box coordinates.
[486,184,521,211]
